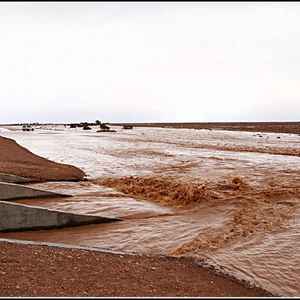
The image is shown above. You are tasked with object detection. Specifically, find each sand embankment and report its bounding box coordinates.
[0,136,85,181]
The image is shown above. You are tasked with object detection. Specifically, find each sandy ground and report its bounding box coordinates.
[112,121,300,135]
[0,131,278,297]
[0,135,85,181]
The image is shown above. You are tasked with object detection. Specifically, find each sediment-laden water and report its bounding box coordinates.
[0,124,299,296]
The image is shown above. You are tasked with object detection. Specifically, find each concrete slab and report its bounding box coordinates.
[0,201,123,232]
[0,182,72,200]
[0,172,42,184]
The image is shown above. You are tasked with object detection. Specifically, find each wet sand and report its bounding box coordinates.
[0,131,276,297]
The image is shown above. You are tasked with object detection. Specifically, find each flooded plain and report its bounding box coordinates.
[0,124,300,296]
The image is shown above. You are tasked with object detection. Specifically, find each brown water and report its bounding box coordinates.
[1,125,300,296]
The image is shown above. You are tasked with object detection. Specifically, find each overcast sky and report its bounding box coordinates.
[0,1,299,124]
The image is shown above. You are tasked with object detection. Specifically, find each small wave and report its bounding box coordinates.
[91,175,257,207]
[92,176,213,207]
[171,203,286,256]
[230,176,251,191]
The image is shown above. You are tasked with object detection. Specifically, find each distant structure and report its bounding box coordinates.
[68,120,115,132]
[82,123,92,130]
[123,125,133,130]
[97,123,116,133]
[100,123,110,130]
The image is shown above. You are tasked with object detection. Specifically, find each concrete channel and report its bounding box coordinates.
[0,174,123,232]
[0,182,72,200]
[0,200,122,232]
[0,172,42,184]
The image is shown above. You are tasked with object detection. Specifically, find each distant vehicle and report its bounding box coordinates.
[22,125,34,131]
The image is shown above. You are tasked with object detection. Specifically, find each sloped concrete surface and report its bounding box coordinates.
[0,201,123,232]
[0,182,72,200]
[0,174,123,233]
[0,172,41,184]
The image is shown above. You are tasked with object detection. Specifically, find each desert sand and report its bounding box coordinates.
[112,121,300,135]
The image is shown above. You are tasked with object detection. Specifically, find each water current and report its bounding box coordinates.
[0,124,299,296]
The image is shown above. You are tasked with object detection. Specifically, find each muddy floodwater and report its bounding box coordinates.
[0,124,300,296]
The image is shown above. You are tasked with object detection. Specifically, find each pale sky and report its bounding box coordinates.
[0,1,299,124]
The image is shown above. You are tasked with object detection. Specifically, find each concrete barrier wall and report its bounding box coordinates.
[0,182,72,200]
[0,172,41,184]
[0,201,122,232]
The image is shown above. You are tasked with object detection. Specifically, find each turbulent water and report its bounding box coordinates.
[0,124,300,296]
